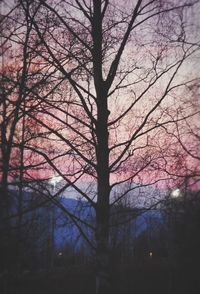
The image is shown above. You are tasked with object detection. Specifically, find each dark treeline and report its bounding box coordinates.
[0,187,200,294]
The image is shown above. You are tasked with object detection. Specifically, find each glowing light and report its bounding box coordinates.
[149,251,153,258]
[49,176,62,186]
[171,188,181,198]
[58,252,63,256]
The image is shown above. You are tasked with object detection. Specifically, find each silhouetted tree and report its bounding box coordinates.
[1,1,200,293]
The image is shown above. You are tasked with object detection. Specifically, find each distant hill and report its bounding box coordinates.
[6,189,165,254]
[53,197,164,252]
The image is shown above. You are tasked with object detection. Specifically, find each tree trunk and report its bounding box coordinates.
[95,188,110,294]
[95,106,110,294]
[92,1,111,292]
[0,159,11,272]
[95,90,110,293]
[95,239,110,294]
[0,158,10,227]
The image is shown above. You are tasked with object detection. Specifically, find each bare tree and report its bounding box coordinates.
[0,1,57,273]
[1,0,200,293]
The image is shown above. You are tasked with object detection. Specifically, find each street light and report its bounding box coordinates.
[171,188,181,198]
[49,176,62,191]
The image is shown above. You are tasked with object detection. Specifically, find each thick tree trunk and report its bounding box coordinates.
[96,209,110,294]
[95,187,110,294]
[95,238,110,294]
[92,2,111,293]
[95,107,110,294]
[95,92,111,293]
[95,89,110,294]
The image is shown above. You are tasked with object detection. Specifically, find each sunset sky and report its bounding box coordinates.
[1,0,200,204]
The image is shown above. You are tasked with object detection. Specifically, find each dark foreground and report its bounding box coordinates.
[0,261,199,294]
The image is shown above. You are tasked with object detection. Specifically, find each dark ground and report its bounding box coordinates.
[1,261,199,294]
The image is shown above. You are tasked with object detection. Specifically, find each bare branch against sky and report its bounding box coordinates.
[1,1,200,293]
